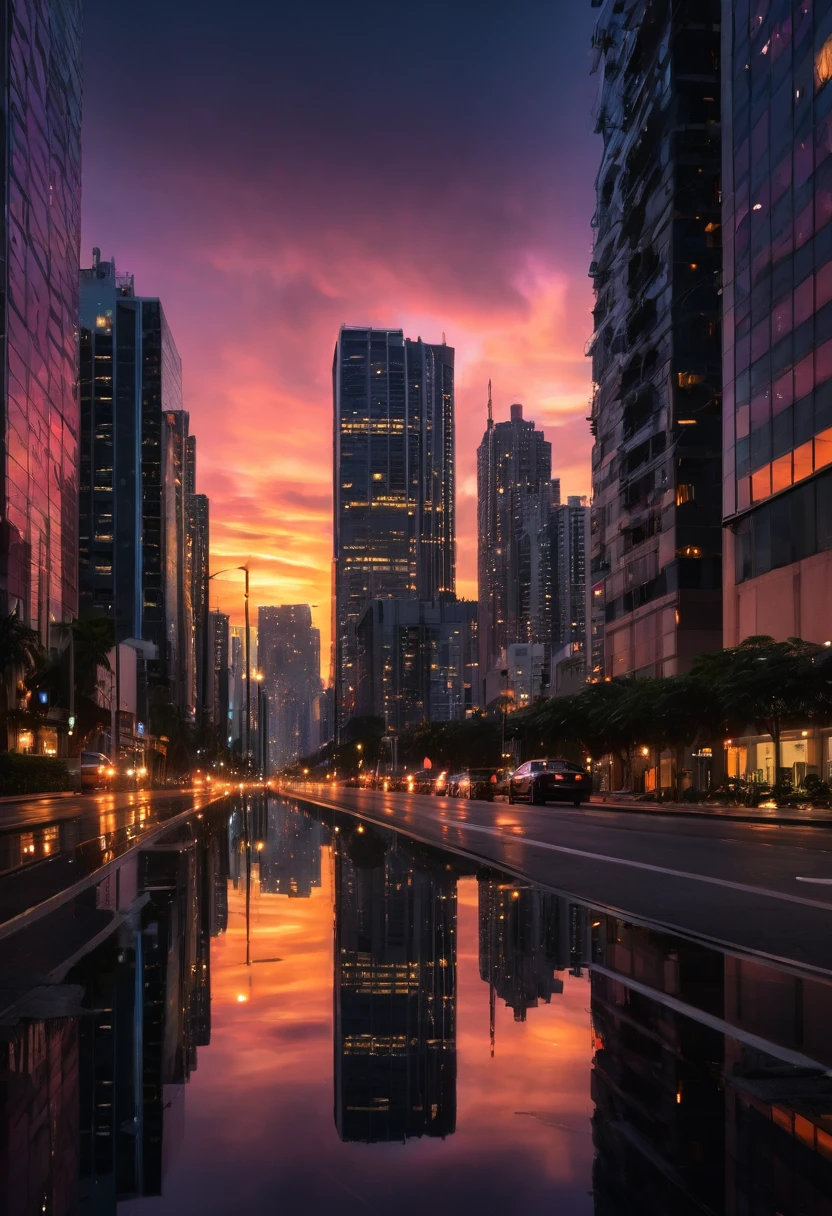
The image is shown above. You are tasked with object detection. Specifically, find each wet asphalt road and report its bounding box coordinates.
[289,783,832,975]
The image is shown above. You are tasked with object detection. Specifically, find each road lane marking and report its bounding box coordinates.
[796,876,832,884]
[286,786,832,912]
[437,820,832,913]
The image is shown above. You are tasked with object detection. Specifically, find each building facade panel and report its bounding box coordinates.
[0,0,82,640]
[723,0,832,645]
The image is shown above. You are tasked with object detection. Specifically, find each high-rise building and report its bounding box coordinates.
[258,605,321,768]
[722,1,832,646]
[355,597,478,730]
[332,327,455,736]
[477,398,552,692]
[79,252,195,712]
[334,831,456,1143]
[0,1,82,643]
[588,0,723,678]
[186,443,210,726]
[208,610,230,743]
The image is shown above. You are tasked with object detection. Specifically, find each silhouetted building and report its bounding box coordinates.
[258,605,320,768]
[334,832,457,1142]
[355,597,478,729]
[208,610,230,745]
[0,0,83,646]
[588,0,723,678]
[477,399,552,689]
[79,252,195,712]
[333,327,455,736]
[186,436,210,725]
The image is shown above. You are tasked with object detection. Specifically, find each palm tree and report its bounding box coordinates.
[0,610,44,684]
[70,616,116,697]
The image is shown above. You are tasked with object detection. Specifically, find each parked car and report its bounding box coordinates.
[507,759,588,806]
[410,769,436,794]
[69,750,115,791]
[452,767,501,801]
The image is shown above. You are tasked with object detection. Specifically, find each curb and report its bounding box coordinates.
[585,798,832,828]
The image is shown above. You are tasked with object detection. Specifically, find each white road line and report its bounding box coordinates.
[795,876,832,884]
[287,786,832,913]
[440,821,832,912]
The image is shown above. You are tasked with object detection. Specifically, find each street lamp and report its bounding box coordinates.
[210,564,251,770]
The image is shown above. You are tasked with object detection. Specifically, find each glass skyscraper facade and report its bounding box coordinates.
[723,0,832,644]
[332,327,455,734]
[79,253,194,711]
[589,0,723,678]
[0,0,82,641]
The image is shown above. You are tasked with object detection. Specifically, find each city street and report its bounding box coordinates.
[0,788,224,931]
[289,784,832,975]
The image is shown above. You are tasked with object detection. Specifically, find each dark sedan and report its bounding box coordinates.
[453,768,501,801]
[507,759,588,806]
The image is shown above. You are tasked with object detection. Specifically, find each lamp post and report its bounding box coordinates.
[209,564,251,770]
[500,667,509,763]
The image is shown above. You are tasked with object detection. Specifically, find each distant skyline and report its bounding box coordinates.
[82,1,599,671]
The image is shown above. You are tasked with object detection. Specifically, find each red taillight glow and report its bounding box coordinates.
[575,775,583,781]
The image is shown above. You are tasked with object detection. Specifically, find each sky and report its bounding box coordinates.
[82,0,600,673]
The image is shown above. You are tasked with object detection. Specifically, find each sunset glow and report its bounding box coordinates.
[82,1,598,670]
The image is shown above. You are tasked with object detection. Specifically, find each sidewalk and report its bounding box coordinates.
[587,794,832,827]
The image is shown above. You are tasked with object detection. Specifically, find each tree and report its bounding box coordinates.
[0,610,44,685]
[691,636,826,788]
[70,616,116,697]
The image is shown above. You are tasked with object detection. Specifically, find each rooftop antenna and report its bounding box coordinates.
[442,331,446,345]
[487,379,493,430]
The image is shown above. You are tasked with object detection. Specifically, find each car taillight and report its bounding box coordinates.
[490,774,497,783]
[575,774,582,781]
[554,774,564,781]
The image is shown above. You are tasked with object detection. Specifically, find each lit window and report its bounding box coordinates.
[676,484,695,506]
[817,36,832,91]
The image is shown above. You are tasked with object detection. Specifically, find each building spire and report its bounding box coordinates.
[487,379,493,430]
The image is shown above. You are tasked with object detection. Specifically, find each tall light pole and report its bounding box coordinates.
[209,563,251,770]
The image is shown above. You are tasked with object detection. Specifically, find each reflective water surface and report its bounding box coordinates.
[2,796,832,1215]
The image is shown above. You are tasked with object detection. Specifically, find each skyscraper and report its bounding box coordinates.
[477,396,552,690]
[79,252,195,712]
[258,605,321,767]
[0,1,82,642]
[722,1,832,646]
[186,437,210,725]
[332,327,455,736]
[589,0,723,678]
[207,610,230,743]
[355,597,478,729]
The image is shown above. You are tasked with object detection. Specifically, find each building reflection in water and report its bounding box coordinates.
[333,824,457,1143]
[258,800,322,897]
[0,811,229,1215]
[2,799,832,1214]
[478,876,589,1028]
[589,914,832,1216]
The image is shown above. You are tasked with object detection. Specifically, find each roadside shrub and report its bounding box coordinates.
[0,752,71,795]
